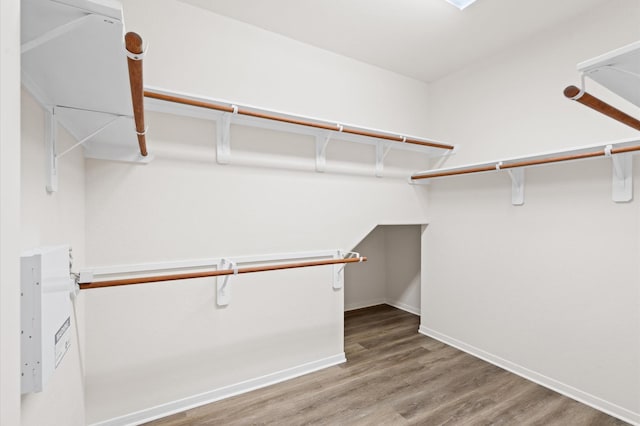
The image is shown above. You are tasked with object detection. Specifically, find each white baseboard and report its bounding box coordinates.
[419,326,639,426]
[91,353,346,426]
[345,300,420,317]
[385,301,420,316]
[345,298,386,312]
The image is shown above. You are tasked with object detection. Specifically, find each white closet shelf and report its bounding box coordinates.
[21,0,147,192]
[143,87,457,176]
[577,40,640,107]
[22,1,454,182]
[411,137,640,204]
[78,249,365,304]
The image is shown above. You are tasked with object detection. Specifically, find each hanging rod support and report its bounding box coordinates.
[604,145,621,178]
[334,251,362,289]
[604,144,633,202]
[45,109,58,193]
[217,258,237,306]
[217,113,233,164]
[375,142,393,177]
[316,134,331,172]
[567,73,586,100]
[506,168,525,206]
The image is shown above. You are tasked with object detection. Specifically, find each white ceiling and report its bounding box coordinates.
[180,0,609,82]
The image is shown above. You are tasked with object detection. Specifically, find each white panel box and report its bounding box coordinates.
[21,245,74,394]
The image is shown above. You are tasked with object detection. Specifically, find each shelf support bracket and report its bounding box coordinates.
[45,109,58,193]
[216,112,233,165]
[216,258,237,306]
[333,251,361,289]
[376,142,392,177]
[46,108,124,193]
[605,145,633,202]
[316,134,331,172]
[56,115,123,159]
[507,168,525,206]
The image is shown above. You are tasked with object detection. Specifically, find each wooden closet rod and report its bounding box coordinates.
[79,256,367,290]
[564,85,640,131]
[125,32,148,156]
[411,86,640,181]
[411,144,640,180]
[143,90,455,151]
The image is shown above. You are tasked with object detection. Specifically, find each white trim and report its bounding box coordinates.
[418,326,640,426]
[90,353,346,426]
[385,301,420,316]
[345,301,420,317]
[345,298,387,312]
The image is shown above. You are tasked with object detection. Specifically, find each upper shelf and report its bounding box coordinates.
[143,87,457,157]
[578,40,640,108]
[143,87,456,177]
[411,137,640,181]
[21,0,455,178]
[21,0,146,163]
[411,137,640,204]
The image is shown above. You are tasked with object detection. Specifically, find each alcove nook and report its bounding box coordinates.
[345,224,423,316]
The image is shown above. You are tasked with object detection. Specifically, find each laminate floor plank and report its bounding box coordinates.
[145,304,628,426]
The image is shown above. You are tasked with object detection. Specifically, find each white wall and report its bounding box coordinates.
[385,225,421,314]
[0,0,22,424]
[422,1,640,423]
[83,0,433,423]
[426,1,640,165]
[345,225,421,315]
[20,91,87,426]
[345,226,388,310]
[126,0,432,136]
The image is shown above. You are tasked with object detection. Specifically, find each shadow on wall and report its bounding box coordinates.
[344,224,423,315]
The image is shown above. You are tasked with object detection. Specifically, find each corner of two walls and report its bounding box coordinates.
[20,89,87,426]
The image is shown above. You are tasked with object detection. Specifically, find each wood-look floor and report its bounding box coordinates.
[146,305,627,426]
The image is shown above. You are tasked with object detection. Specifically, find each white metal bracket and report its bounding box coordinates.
[216,110,235,165]
[375,142,393,177]
[216,258,237,306]
[46,107,126,193]
[316,134,331,172]
[78,271,94,286]
[507,168,525,206]
[57,114,123,160]
[605,145,633,202]
[333,251,362,289]
[45,109,58,193]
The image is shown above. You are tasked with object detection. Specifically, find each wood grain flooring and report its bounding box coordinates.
[146,304,628,426]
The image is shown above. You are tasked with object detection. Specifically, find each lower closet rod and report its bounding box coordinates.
[79,256,367,290]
